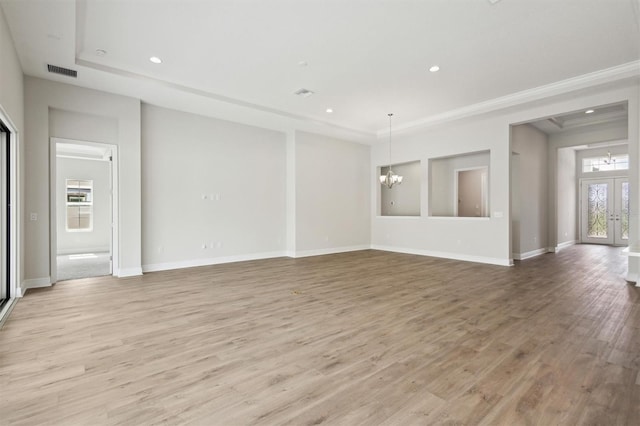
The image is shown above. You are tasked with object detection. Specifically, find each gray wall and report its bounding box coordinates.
[0,5,24,287]
[511,124,548,257]
[556,147,577,245]
[141,104,287,269]
[24,76,141,281]
[429,151,490,217]
[56,157,111,255]
[295,131,370,252]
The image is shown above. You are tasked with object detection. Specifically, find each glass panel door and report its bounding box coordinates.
[580,178,629,246]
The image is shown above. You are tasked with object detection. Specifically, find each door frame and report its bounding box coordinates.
[454,166,489,217]
[50,138,119,282]
[0,105,19,318]
[579,176,628,246]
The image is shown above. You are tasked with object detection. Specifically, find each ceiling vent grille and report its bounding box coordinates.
[47,64,77,78]
[294,88,314,98]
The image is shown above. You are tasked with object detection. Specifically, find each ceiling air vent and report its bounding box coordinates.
[294,88,314,98]
[47,64,77,78]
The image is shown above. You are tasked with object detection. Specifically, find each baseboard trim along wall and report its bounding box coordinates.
[513,248,548,261]
[142,252,286,273]
[293,245,371,258]
[371,245,512,266]
[21,277,53,295]
[57,247,111,255]
[118,267,144,277]
[555,240,578,251]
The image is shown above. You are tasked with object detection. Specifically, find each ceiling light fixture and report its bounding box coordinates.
[585,109,594,114]
[298,61,308,67]
[326,108,333,113]
[429,65,440,73]
[380,113,403,189]
[149,56,162,64]
[95,49,107,57]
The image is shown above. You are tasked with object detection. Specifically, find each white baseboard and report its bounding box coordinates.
[142,251,286,273]
[57,247,110,255]
[555,240,578,251]
[513,248,548,261]
[21,277,52,294]
[371,244,512,266]
[118,267,143,277]
[293,245,370,258]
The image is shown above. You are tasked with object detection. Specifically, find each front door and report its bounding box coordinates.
[580,177,629,245]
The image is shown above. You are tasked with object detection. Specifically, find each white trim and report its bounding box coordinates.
[21,277,52,293]
[380,60,640,136]
[0,298,17,328]
[513,248,548,260]
[142,251,286,273]
[57,247,111,255]
[293,245,370,258]
[626,272,638,283]
[371,244,512,266]
[0,104,20,309]
[118,267,143,277]
[50,138,119,283]
[556,240,578,251]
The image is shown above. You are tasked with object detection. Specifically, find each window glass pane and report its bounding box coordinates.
[587,183,608,238]
[582,154,628,173]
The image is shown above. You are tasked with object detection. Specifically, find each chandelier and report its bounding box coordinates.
[380,113,403,188]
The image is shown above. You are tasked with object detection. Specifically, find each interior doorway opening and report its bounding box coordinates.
[51,139,118,282]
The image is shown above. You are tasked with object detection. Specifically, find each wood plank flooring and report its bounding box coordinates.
[1,245,639,425]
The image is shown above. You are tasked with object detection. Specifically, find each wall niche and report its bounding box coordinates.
[379,161,421,216]
[429,151,490,217]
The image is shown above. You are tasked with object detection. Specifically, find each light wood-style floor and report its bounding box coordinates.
[1,245,639,425]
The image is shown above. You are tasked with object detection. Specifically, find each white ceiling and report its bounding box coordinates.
[1,0,639,140]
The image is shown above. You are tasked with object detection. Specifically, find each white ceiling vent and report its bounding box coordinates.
[47,64,77,78]
[294,88,315,98]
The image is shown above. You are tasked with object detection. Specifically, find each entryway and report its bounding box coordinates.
[580,177,629,246]
[50,138,119,282]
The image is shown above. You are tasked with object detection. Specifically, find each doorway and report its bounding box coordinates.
[580,177,629,246]
[50,139,118,282]
[455,167,489,217]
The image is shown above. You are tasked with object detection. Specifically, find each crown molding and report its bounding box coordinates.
[377,60,640,137]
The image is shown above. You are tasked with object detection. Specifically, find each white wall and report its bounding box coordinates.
[295,131,370,254]
[24,76,141,284]
[56,157,111,255]
[141,104,287,270]
[511,124,548,257]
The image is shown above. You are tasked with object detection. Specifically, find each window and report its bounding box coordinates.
[582,153,628,173]
[66,179,93,231]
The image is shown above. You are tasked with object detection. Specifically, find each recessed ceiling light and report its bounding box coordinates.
[298,61,308,67]
[585,109,595,114]
[149,56,162,64]
[326,108,333,113]
[429,65,440,73]
[95,49,107,57]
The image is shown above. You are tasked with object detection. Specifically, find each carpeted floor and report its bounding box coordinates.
[57,252,112,281]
